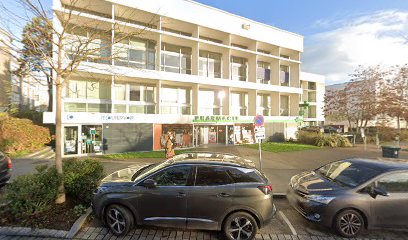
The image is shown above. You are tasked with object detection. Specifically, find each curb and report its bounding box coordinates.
[66,206,93,239]
[0,226,68,238]
[274,192,287,199]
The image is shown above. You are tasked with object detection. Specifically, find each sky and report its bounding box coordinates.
[2,0,408,85]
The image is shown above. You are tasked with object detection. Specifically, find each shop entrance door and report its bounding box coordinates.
[199,127,209,145]
[64,126,79,155]
[217,126,226,144]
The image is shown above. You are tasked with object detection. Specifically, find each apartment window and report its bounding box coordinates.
[65,27,111,65]
[280,55,290,59]
[231,92,247,116]
[199,51,222,78]
[280,95,289,116]
[258,49,271,55]
[231,57,247,81]
[114,83,126,101]
[161,43,192,74]
[231,43,248,50]
[257,94,271,116]
[67,79,111,100]
[308,91,317,102]
[128,84,156,114]
[64,103,111,113]
[280,65,290,87]
[115,37,156,70]
[198,90,222,115]
[161,87,191,115]
[308,105,317,118]
[308,82,316,90]
[257,61,271,84]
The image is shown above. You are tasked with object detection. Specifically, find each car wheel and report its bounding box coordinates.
[334,209,364,238]
[105,204,134,236]
[223,212,258,240]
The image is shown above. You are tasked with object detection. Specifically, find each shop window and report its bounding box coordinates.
[233,124,254,144]
[81,125,103,154]
[160,125,193,149]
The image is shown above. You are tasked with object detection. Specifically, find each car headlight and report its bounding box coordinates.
[306,195,336,204]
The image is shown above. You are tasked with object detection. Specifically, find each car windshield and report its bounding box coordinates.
[315,161,381,188]
[133,160,172,182]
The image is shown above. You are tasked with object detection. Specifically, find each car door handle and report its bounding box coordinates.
[176,192,186,198]
[217,193,231,198]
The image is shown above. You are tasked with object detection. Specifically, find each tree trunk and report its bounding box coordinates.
[55,75,65,204]
[397,115,401,131]
[47,72,53,112]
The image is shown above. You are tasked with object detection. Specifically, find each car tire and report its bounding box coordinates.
[105,204,134,236]
[223,212,258,240]
[334,209,364,238]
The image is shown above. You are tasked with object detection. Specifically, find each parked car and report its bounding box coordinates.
[0,151,12,187]
[287,158,408,238]
[300,126,323,133]
[324,126,342,134]
[92,152,276,239]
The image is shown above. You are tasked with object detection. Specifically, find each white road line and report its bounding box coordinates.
[279,210,297,236]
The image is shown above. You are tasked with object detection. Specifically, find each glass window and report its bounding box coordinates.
[129,105,144,114]
[152,166,192,186]
[114,38,156,69]
[114,104,126,113]
[87,81,111,100]
[257,61,271,83]
[199,51,222,78]
[129,85,141,101]
[377,172,408,193]
[231,57,247,81]
[315,161,381,188]
[114,83,126,101]
[161,43,192,74]
[195,166,233,186]
[65,103,86,112]
[257,94,270,116]
[280,65,290,86]
[88,103,111,113]
[144,87,155,103]
[227,167,265,183]
[231,92,247,116]
[280,95,289,116]
[68,79,87,99]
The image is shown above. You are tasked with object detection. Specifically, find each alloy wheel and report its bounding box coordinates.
[106,208,126,235]
[227,216,254,240]
[339,212,362,236]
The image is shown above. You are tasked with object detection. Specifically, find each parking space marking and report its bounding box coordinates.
[278,211,297,236]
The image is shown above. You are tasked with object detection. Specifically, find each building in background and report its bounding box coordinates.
[44,0,326,156]
[300,72,325,126]
[0,29,13,111]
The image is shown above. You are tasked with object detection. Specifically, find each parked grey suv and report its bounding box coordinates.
[287,158,408,238]
[92,152,276,239]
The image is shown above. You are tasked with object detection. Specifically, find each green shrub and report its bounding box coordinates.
[296,130,320,145]
[63,159,104,204]
[72,204,87,217]
[0,113,51,153]
[5,165,61,217]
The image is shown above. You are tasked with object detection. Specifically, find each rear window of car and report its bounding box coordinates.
[195,166,233,186]
[227,167,266,183]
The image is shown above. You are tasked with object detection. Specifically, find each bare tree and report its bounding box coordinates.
[378,64,408,130]
[0,0,157,203]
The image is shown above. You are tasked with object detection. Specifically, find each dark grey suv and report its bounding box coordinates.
[287,158,408,238]
[92,153,276,240]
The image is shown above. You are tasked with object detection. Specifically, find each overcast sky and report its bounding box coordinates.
[2,0,408,85]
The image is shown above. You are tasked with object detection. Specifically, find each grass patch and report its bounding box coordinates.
[101,149,190,159]
[8,150,30,158]
[243,142,320,153]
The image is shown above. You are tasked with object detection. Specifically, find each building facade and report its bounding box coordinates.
[44,0,325,157]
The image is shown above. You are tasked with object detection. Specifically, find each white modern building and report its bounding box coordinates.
[44,0,325,156]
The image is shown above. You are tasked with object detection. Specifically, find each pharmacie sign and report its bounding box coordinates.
[193,115,239,123]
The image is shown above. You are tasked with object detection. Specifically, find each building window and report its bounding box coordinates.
[199,51,222,78]
[67,79,111,100]
[230,92,247,116]
[257,61,271,84]
[231,56,247,81]
[161,87,191,115]
[64,103,111,113]
[308,91,317,102]
[64,27,111,65]
[308,105,317,118]
[257,94,271,116]
[280,95,289,116]
[198,90,222,115]
[308,82,316,90]
[161,43,192,74]
[280,65,290,87]
[115,37,156,70]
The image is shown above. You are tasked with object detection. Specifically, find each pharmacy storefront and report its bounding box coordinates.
[44,112,300,157]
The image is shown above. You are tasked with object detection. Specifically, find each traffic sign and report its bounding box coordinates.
[254,115,265,127]
[255,127,265,140]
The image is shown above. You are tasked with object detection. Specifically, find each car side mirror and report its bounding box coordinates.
[143,179,157,189]
[369,186,389,198]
